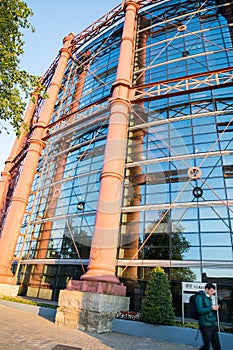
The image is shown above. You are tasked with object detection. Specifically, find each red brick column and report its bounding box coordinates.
[0,92,38,213]
[79,1,140,290]
[0,33,74,284]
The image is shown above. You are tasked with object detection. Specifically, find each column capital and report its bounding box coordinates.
[32,121,48,133]
[28,137,45,149]
[63,32,74,45]
[123,0,141,12]
[100,171,123,181]
[59,47,72,59]
[60,32,75,58]
[108,96,131,109]
[0,170,11,179]
[111,79,132,91]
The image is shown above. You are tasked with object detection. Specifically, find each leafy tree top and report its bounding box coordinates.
[0,0,38,135]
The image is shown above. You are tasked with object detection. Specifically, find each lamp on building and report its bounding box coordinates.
[193,187,203,198]
[182,50,189,57]
[77,201,85,211]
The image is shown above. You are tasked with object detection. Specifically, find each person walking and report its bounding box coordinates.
[195,283,221,350]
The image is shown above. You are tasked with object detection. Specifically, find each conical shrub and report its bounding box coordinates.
[140,267,175,325]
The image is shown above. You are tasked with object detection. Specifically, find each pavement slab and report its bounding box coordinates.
[0,305,197,350]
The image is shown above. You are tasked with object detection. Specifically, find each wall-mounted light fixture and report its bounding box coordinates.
[77,201,85,211]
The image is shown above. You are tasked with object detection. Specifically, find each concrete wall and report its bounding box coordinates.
[112,319,233,349]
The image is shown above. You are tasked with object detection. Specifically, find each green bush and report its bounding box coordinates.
[140,267,175,325]
[0,296,57,309]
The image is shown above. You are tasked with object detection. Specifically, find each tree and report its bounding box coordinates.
[144,210,190,260]
[143,210,196,281]
[60,218,92,259]
[0,0,38,135]
[140,267,175,325]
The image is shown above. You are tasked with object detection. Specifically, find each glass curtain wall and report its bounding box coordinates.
[119,0,233,320]
[11,0,233,321]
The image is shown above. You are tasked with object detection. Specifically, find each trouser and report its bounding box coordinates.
[199,325,221,350]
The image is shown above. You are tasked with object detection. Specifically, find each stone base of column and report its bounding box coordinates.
[0,272,17,285]
[66,279,126,296]
[55,289,130,333]
[0,283,19,297]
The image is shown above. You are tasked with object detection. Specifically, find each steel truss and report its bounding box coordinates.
[131,67,233,103]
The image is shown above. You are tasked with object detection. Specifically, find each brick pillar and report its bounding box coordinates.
[67,1,140,295]
[122,16,149,279]
[0,33,74,284]
[0,92,38,213]
[29,56,89,292]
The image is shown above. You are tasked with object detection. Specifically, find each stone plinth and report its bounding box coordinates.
[0,283,19,297]
[55,289,130,333]
[66,279,126,296]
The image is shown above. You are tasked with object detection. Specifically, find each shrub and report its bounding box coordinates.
[140,266,175,325]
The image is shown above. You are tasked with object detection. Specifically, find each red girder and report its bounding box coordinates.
[131,66,233,103]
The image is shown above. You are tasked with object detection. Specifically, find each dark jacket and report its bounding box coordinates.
[195,290,217,326]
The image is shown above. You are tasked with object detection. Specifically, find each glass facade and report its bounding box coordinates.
[119,0,233,319]
[7,0,233,322]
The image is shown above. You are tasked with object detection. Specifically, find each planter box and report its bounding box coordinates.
[112,319,233,349]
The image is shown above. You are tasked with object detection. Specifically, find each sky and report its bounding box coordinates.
[0,0,120,171]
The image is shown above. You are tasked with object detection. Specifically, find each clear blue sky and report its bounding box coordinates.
[0,0,120,171]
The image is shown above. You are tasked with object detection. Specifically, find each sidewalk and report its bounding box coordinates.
[0,304,197,350]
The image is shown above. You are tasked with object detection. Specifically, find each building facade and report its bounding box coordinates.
[0,0,233,322]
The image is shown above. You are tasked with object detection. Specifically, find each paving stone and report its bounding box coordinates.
[0,305,196,350]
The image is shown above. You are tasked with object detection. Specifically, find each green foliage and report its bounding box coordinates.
[0,0,38,135]
[174,320,233,334]
[144,210,191,260]
[143,210,196,282]
[220,325,233,334]
[171,267,196,282]
[140,267,175,325]
[174,320,199,329]
[0,295,57,309]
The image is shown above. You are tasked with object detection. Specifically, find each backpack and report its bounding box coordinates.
[189,293,199,320]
